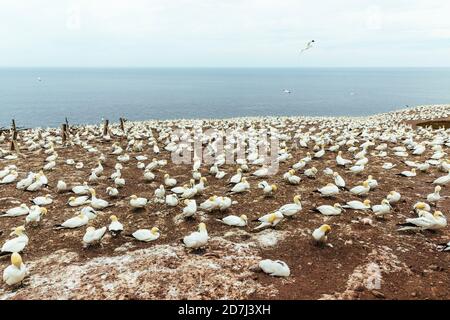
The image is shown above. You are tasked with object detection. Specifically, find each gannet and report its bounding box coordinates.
[398,211,447,231]
[253,167,269,178]
[317,183,339,197]
[1,226,28,255]
[433,172,450,185]
[413,202,431,213]
[398,168,416,177]
[25,206,47,224]
[2,253,27,286]
[349,181,370,196]
[57,180,69,193]
[81,206,97,220]
[55,213,89,229]
[343,199,371,210]
[349,164,365,174]
[183,223,208,249]
[182,199,197,218]
[106,187,119,197]
[372,199,391,218]
[333,172,346,188]
[220,214,248,227]
[1,204,30,217]
[132,227,160,242]
[382,162,396,170]
[165,194,179,206]
[336,151,352,166]
[130,195,148,209]
[32,194,53,206]
[83,226,107,247]
[144,170,155,181]
[278,195,302,217]
[164,174,177,187]
[259,259,290,277]
[114,177,125,188]
[312,224,332,244]
[292,160,306,170]
[313,203,344,216]
[200,196,218,212]
[229,168,243,184]
[108,215,123,236]
[194,177,207,193]
[72,182,90,195]
[89,188,110,209]
[254,212,284,230]
[217,196,232,211]
[154,185,165,200]
[427,186,442,203]
[323,167,334,175]
[437,241,450,252]
[387,191,401,204]
[16,173,34,190]
[68,195,90,207]
[257,181,277,196]
[0,170,18,184]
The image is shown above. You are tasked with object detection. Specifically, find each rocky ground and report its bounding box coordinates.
[0,106,449,300]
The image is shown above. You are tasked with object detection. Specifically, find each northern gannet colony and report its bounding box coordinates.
[0,104,449,300]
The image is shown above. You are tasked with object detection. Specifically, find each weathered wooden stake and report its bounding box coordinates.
[103,119,109,136]
[120,117,125,132]
[10,119,17,151]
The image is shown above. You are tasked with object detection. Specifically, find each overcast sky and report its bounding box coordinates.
[1,0,450,67]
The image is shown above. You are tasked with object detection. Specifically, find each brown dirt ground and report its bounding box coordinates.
[0,112,449,300]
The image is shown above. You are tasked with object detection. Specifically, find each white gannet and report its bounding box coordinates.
[427,186,442,203]
[130,195,148,209]
[81,206,97,220]
[2,253,27,286]
[304,167,318,179]
[343,199,371,210]
[397,168,416,177]
[333,172,346,188]
[1,226,28,254]
[132,227,160,242]
[382,162,396,170]
[183,223,208,249]
[312,224,332,244]
[349,181,370,196]
[229,168,243,184]
[398,211,447,231]
[106,186,119,197]
[200,196,218,212]
[1,204,30,217]
[83,226,107,247]
[387,191,401,204]
[165,194,179,206]
[55,213,89,229]
[413,202,431,213]
[108,215,123,236]
[72,182,90,195]
[336,151,352,166]
[56,180,69,193]
[433,172,450,185]
[89,188,110,209]
[278,195,302,217]
[220,214,248,227]
[25,206,47,224]
[317,183,339,197]
[259,259,290,277]
[257,181,277,196]
[182,199,197,218]
[68,195,90,207]
[254,211,284,230]
[372,199,391,218]
[32,194,53,206]
[164,174,177,187]
[314,203,344,216]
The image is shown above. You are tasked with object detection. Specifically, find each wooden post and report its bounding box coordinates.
[103,119,109,136]
[61,123,67,142]
[10,119,17,151]
[120,117,125,132]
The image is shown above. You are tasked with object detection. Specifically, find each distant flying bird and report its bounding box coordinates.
[300,40,315,54]
[37,77,42,82]
[283,89,291,94]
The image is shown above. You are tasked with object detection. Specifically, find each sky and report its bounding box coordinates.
[1,0,450,67]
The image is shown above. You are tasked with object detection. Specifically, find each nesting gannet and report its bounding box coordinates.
[372,199,391,218]
[154,185,165,200]
[144,170,156,182]
[55,213,89,229]
[317,183,339,197]
[220,214,248,227]
[348,164,365,174]
[382,162,396,170]
[253,167,269,178]
[387,191,401,204]
[366,175,378,189]
[130,195,148,209]
[56,180,69,193]
[16,173,34,190]
[81,206,97,220]
[2,253,27,286]
[68,195,90,207]
[349,181,370,196]
[292,160,306,170]
[398,211,447,231]
[32,194,53,206]
[437,241,450,252]
[427,186,442,203]
[333,172,346,188]
[433,172,450,185]
[165,194,179,207]
[397,168,416,177]
[200,196,218,212]
[217,196,232,211]
[0,170,18,184]
[257,181,277,196]
[413,202,431,213]
[278,195,302,217]
[229,168,243,184]
[254,212,284,230]
[164,174,177,187]
[89,188,110,209]
[1,204,30,217]
[25,206,47,224]
[82,226,107,247]
[313,203,344,216]
[312,224,332,244]
[106,187,119,197]
[336,151,352,166]
[108,215,123,236]
[182,199,197,218]
[323,167,334,175]
[132,227,160,242]
[0,226,28,255]
[343,199,371,210]
[259,259,290,277]
[183,223,208,249]
[304,167,318,179]
[72,182,90,195]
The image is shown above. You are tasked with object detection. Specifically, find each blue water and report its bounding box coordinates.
[1,68,450,128]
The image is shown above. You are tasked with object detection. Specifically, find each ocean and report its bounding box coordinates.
[1,67,450,128]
